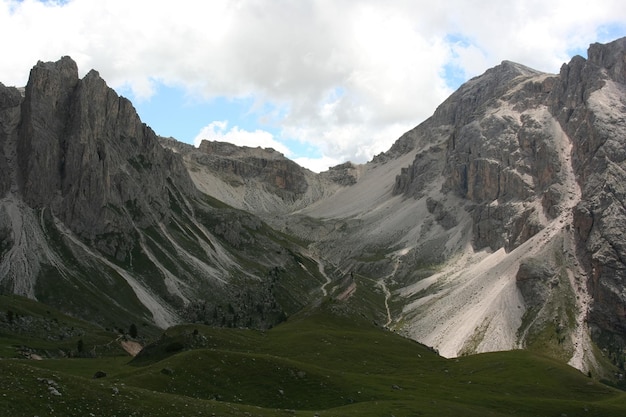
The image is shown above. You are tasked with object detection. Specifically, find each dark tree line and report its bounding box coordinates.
[182,267,288,329]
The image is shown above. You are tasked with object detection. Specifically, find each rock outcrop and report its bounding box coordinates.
[516,257,557,308]
[550,38,626,340]
[0,57,326,331]
[320,162,359,186]
[387,39,626,358]
[10,57,197,259]
[2,39,626,374]
[194,140,308,198]
[293,38,626,372]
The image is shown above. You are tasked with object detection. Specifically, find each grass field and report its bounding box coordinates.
[1,296,625,416]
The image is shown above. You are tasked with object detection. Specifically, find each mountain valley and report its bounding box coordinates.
[1,37,626,415]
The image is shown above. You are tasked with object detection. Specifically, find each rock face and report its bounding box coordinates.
[0,57,200,321]
[384,39,626,356]
[0,83,22,197]
[0,57,325,331]
[516,258,557,308]
[2,39,626,374]
[288,37,626,373]
[551,38,626,340]
[319,162,359,186]
[394,61,560,251]
[13,58,196,258]
[194,140,308,197]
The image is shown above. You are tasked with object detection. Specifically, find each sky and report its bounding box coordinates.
[1,1,625,172]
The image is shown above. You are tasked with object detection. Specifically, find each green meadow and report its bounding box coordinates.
[1,295,625,416]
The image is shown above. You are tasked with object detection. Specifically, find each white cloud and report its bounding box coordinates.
[1,0,625,171]
[194,120,292,157]
[293,155,344,174]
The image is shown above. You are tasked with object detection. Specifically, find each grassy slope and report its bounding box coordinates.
[0,294,127,358]
[1,299,625,416]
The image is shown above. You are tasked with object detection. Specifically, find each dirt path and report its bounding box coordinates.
[318,258,332,297]
[380,280,392,327]
[379,257,401,328]
[305,246,333,297]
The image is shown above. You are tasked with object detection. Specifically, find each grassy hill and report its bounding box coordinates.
[1,297,625,416]
[0,294,132,359]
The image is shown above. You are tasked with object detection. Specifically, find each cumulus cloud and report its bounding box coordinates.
[194,120,291,156]
[1,0,625,171]
[293,155,345,175]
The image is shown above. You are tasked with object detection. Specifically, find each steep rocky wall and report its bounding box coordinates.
[551,39,626,338]
[394,61,562,252]
[192,140,309,198]
[13,57,196,257]
[0,57,329,331]
[0,83,22,196]
[381,39,626,362]
[17,57,79,208]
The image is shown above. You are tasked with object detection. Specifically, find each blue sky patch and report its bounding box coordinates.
[442,33,475,90]
[118,83,280,146]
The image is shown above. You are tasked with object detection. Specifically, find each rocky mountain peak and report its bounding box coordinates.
[2,40,626,376]
[587,36,626,83]
[497,60,543,77]
[4,56,197,261]
[374,59,546,164]
[431,59,545,128]
[31,55,79,87]
[190,139,309,197]
[377,38,626,365]
[392,58,558,250]
[18,56,80,207]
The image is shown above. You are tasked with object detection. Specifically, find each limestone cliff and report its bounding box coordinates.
[163,137,341,217]
[2,40,626,376]
[291,38,626,373]
[552,38,626,341]
[12,58,197,259]
[0,57,325,331]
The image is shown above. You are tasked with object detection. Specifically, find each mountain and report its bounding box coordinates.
[0,57,327,335]
[1,38,626,379]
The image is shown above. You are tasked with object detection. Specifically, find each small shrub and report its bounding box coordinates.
[165,342,185,353]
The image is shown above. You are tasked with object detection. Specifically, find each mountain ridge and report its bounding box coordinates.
[1,38,626,377]
[247,38,626,374]
[0,57,328,333]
